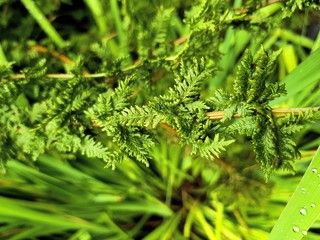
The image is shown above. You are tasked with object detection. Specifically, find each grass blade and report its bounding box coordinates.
[0,197,108,232]
[0,44,8,64]
[269,146,320,239]
[271,48,320,106]
[110,0,129,59]
[21,0,66,48]
[84,0,107,34]
[143,211,182,240]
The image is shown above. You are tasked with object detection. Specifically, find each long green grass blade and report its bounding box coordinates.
[269,146,320,239]
[110,0,129,58]
[312,31,320,52]
[84,0,107,34]
[271,48,320,106]
[0,197,108,232]
[280,29,314,49]
[0,44,8,64]
[21,0,66,48]
[194,205,217,240]
[143,211,182,240]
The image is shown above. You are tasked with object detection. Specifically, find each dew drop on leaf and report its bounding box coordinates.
[302,230,307,236]
[293,226,300,232]
[299,208,307,216]
[312,168,317,173]
[301,188,306,194]
[311,203,316,208]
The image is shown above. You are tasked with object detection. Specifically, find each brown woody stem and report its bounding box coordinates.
[206,107,320,120]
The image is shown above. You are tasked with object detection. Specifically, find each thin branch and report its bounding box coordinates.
[206,107,320,120]
[31,45,73,64]
[10,73,108,80]
[5,73,320,122]
[158,107,320,135]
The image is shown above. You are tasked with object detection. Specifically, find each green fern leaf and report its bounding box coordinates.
[81,135,111,160]
[232,49,253,102]
[192,135,235,159]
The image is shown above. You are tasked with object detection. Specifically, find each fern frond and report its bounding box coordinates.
[185,0,210,26]
[81,135,110,160]
[15,126,45,160]
[258,82,286,104]
[0,62,14,78]
[115,129,154,167]
[191,135,235,159]
[0,80,20,104]
[112,77,135,111]
[86,77,134,125]
[119,105,158,128]
[49,130,82,153]
[22,59,47,79]
[282,0,320,17]
[103,151,121,170]
[185,101,209,114]
[278,109,320,135]
[71,89,96,111]
[226,116,258,136]
[232,49,253,102]
[161,58,209,104]
[85,90,113,120]
[246,47,280,103]
[206,89,231,110]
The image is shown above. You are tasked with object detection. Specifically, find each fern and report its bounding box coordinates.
[1,1,320,239]
[80,136,110,161]
[191,135,235,159]
[118,57,235,161]
[232,49,253,102]
[0,62,14,78]
[209,47,319,178]
[22,58,47,79]
[0,0,318,181]
[282,0,320,17]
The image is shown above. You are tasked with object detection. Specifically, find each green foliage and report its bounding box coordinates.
[282,0,320,17]
[270,147,320,240]
[0,0,320,239]
[207,47,319,177]
[0,0,319,179]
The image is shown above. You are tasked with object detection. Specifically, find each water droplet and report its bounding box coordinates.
[300,208,307,216]
[293,226,300,232]
[311,203,316,208]
[301,188,306,194]
[302,230,307,236]
[318,174,320,177]
[312,168,318,173]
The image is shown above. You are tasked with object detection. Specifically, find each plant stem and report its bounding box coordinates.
[31,45,72,64]
[206,107,320,120]
[7,71,320,120]
[10,73,107,79]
